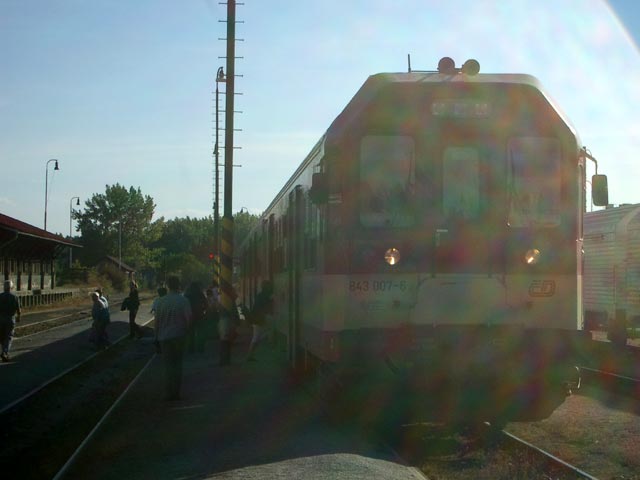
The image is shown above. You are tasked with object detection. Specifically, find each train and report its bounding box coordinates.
[238,57,609,425]
[584,203,640,344]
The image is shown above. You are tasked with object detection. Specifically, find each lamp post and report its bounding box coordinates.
[69,196,80,267]
[214,66,226,283]
[44,159,60,231]
[119,220,122,271]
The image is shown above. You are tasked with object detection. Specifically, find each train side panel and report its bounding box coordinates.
[584,204,640,328]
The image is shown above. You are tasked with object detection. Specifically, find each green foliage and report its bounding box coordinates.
[154,216,216,259]
[74,184,161,269]
[99,263,128,292]
[69,183,262,287]
[159,252,213,287]
[234,210,260,251]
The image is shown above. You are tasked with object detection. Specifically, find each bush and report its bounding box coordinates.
[99,263,128,292]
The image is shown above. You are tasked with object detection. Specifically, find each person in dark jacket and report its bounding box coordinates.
[219,289,240,366]
[123,281,142,338]
[205,286,220,341]
[246,280,273,361]
[0,280,21,362]
[184,281,208,353]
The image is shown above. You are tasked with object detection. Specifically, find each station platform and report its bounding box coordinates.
[59,329,426,480]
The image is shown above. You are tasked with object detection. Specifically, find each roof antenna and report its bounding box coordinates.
[407,54,412,73]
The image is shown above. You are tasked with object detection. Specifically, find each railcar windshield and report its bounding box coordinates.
[442,147,481,222]
[358,134,563,231]
[359,135,416,227]
[507,137,562,228]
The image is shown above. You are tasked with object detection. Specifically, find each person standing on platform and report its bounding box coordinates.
[246,280,273,362]
[95,287,109,309]
[122,281,142,338]
[95,287,111,346]
[154,276,192,401]
[150,286,167,353]
[218,289,239,366]
[150,286,168,317]
[0,280,21,362]
[90,292,109,349]
[184,281,208,353]
[205,286,220,342]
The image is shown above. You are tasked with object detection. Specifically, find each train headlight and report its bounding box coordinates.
[525,248,541,265]
[384,248,401,266]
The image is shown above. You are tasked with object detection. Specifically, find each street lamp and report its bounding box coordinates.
[214,66,226,284]
[69,196,80,267]
[119,220,122,271]
[44,159,60,231]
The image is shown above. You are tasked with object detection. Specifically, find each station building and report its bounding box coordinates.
[0,212,81,307]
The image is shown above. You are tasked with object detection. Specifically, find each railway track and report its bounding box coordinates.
[52,354,157,480]
[580,366,640,397]
[0,319,156,479]
[497,426,598,479]
[376,419,601,479]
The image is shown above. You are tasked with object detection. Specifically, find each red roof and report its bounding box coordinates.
[0,212,80,247]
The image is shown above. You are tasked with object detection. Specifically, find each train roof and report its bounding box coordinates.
[369,71,543,86]
[326,70,577,145]
[585,204,640,235]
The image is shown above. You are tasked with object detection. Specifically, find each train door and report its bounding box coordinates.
[287,186,304,368]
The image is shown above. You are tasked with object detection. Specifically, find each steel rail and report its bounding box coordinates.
[499,427,599,480]
[580,366,640,384]
[51,353,157,480]
[0,315,155,416]
[15,312,89,338]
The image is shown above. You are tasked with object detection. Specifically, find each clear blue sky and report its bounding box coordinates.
[1,0,639,236]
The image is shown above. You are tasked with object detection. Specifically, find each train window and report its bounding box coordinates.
[359,135,415,228]
[508,137,561,228]
[442,147,480,221]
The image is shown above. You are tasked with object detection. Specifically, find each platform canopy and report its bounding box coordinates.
[0,213,80,260]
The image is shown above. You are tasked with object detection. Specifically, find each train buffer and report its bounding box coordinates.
[59,329,425,480]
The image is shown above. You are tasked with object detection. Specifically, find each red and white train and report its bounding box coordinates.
[238,57,609,424]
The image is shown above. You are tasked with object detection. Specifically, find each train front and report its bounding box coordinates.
[317,58,590,423]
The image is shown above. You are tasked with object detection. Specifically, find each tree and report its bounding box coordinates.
[234,210,260,251]
[155,216,216,259]
[74,184,162,269]
[153,216,217,285]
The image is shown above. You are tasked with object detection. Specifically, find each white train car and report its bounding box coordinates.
[239,57,609,424]
[584,204,640,334]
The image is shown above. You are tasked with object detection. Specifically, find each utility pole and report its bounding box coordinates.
[219,0,238,365]
[214,66,226,285]
[69,196,80,268]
